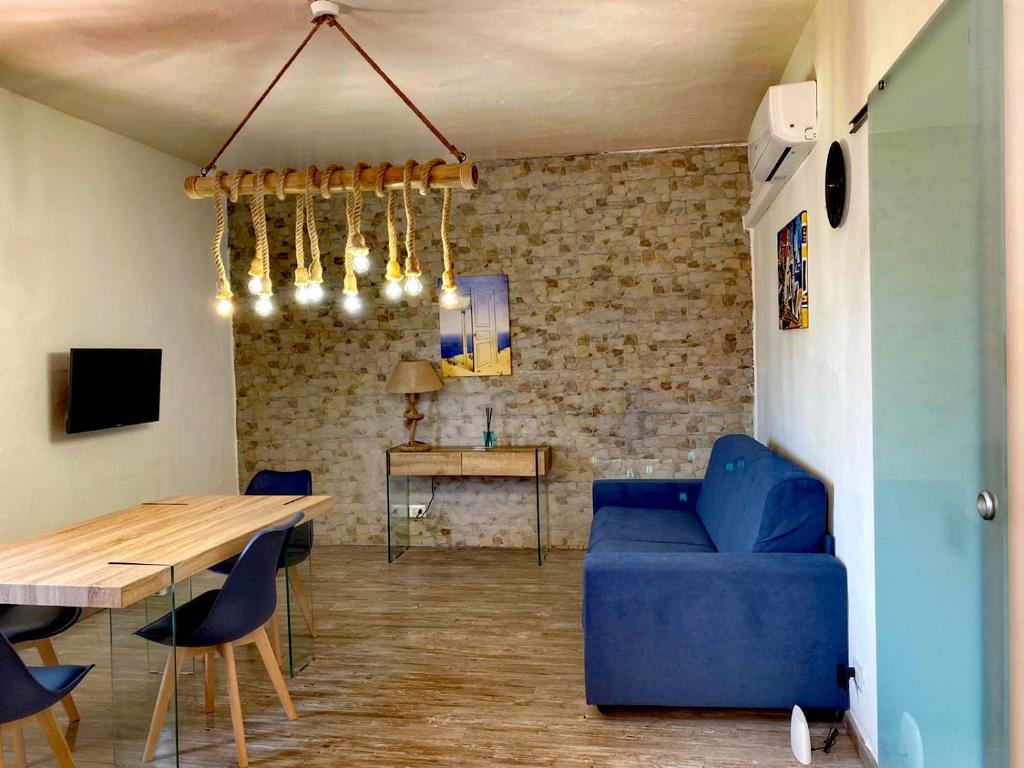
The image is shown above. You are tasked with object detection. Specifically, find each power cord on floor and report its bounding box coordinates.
[811,710,842,754]
[812,726,839,753]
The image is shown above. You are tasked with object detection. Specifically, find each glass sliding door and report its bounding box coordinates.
[870,0,1007,766]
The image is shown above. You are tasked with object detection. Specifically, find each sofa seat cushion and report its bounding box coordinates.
[588,538,715,554]
[589,506,716,552]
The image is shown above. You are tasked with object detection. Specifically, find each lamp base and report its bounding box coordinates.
[397,441,433,452]
[399,393,432,452]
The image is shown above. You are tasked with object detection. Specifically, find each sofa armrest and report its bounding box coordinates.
[592,479,702,515]
[582,551,849,709]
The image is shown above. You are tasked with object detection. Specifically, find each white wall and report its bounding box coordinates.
[749,0,942,759]
[0,87,238,543]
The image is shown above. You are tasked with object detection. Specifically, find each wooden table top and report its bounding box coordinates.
[0,495,333,609]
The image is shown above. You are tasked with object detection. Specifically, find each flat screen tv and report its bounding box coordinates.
[66,348,162,434]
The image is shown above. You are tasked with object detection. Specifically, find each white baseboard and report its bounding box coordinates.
[844,712,878,768]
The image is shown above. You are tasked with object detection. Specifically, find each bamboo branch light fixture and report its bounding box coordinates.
[190,0,478,318]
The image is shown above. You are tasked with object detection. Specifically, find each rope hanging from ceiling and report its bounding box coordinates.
[188,1,475,318]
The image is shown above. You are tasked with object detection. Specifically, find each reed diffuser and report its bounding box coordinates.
[483,407,496,448]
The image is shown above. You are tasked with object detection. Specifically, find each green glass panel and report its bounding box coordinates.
[870,0,1007,765]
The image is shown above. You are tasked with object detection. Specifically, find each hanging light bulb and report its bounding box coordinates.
[306,282,324,303]
[353,252,371,274]
[248,274,264,295]
[296,284,310,304]
[441,288,459,309]
[405,275,423,296]
[384,280,403,300]
[216,296,235,317]
[342,293,362,314]
[255,295,273,317]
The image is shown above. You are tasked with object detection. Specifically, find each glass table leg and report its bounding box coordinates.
[108,566,181,768]
[282,552,316,677]
[535,448,549,565]
[387,463,410,562]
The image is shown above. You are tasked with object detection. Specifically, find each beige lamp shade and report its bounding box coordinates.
[386,360,443,394]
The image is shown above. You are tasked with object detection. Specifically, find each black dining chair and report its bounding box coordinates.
[136,513,303,768]
[210,470,317,647]
[0,631,92,768]
[0,605,84,724]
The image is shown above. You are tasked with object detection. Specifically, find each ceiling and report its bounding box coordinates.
[0,0,813,168]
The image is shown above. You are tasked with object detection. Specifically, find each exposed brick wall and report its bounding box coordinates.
[228,146,753,548]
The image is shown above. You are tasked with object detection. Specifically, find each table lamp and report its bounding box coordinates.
[386,360,443,451]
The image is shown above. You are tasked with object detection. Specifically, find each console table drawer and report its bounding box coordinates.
[462,451,538,477]
[389,452,463,476]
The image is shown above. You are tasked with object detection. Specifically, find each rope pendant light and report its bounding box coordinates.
[211,171,234,317]
[401,159,423,296]
[293,173,309,300]
[417,158,459,307]
[188,1,476,319]
[439,187,458,308]
[296,165,324,304]
[375,162,404,301]
[305,162,338,305]
[347,161,371,278]
[251,168,274,316]
[341,163,362,314]
[228,168,260,296]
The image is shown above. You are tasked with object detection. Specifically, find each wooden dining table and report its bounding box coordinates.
[0,494,333,609]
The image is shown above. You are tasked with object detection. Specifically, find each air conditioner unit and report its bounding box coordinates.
[743,81,818,229]
[748,81,817,183]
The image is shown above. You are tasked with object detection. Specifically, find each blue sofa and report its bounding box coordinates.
[583,434,849,711]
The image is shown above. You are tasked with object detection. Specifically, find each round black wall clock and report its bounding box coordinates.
[824,140,847,229]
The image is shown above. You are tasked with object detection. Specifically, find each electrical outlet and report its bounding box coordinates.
[408,504,427,519]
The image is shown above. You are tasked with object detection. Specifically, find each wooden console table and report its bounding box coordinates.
[385,445,553,564]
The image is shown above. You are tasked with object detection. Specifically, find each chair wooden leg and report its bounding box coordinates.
[268,610,282,665]
[142,648,186,763]
[253,627,298,721]
[204,652,216,714]
[35,639,81,723]
[218,643,248,768]
[286,566,317,638]
[10,728,25,768]
[36,710,75,768]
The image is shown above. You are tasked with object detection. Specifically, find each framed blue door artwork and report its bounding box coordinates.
[438,274,512,377]
[778,210,809,329]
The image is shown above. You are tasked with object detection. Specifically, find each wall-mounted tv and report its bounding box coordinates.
[66,348,162,434]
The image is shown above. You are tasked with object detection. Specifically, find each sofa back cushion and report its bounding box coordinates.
[696,435,827,553]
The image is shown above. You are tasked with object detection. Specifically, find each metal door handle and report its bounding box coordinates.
[977,490,998,521]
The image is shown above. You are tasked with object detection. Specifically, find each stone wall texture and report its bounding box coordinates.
[228,146,753,549]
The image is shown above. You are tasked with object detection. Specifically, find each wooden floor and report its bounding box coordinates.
[11,546,864,767]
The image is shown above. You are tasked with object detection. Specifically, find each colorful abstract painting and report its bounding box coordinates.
[438,275,512,378]
[778,211,809,330]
